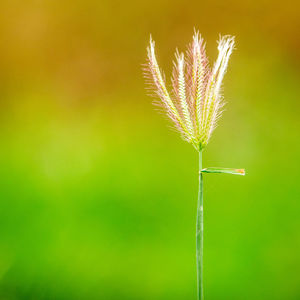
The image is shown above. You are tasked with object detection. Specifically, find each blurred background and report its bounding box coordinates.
[0,0,299,299]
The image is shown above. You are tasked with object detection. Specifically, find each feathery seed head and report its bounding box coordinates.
[144,32,235,151]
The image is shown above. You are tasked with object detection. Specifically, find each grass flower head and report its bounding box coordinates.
[144,32,235,151]
[143,31,244,300]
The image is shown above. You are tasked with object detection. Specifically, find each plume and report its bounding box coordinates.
[144,32,235,151]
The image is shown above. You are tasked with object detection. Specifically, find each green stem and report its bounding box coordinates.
[197,149,204,300]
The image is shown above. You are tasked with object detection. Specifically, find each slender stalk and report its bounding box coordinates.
[196,149,204,300]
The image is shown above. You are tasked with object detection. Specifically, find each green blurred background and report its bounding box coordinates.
[0,0,299,299]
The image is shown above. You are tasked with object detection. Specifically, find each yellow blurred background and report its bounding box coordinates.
[0,0,299,299]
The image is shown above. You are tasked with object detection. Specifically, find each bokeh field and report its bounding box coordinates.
[0,0,299,299]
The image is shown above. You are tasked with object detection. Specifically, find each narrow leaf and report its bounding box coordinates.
[201,167,245,175]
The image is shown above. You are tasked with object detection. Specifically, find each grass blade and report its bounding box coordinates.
[201,167,245,175]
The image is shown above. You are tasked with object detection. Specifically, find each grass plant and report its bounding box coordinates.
[144,31,245,300]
